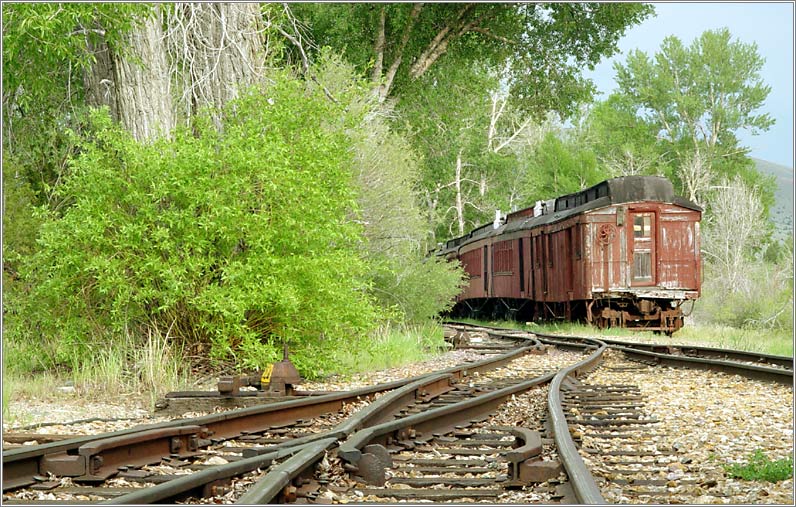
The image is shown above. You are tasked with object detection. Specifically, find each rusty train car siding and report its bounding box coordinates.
[453,202,700,304]
[446,177,701,335]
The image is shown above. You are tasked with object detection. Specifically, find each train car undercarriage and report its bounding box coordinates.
[449,296,689,335]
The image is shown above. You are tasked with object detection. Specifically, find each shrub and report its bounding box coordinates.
[695,259,793,332]
[307,53,466,324]
[10,73,386,374]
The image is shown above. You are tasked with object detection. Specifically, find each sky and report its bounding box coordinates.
[584,1,794,169]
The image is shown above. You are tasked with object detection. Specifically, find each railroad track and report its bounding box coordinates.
[4,331,586,503]
[3,323,792,504]
[455,322,792,385]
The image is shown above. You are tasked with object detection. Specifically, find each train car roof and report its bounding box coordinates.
[440,175,701,254]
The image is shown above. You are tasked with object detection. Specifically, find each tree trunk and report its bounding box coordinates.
[83,33,118,122]
[454,150,465,236]
[112,6,174,141]
[371,6,386,84]
[376,3,422,102]
[170,2,267,128]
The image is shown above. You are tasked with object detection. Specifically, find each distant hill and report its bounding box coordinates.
[753,157,793,240]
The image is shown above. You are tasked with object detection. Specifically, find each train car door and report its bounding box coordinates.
[483,245,489,296]
[629,212,656,286]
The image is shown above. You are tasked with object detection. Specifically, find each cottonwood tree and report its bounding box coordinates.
[112,6,174,141]
[613,28,774,192]
[293,3,651,241]
[580,96,666,178]
[164,3,270,128]
[306,56,466,320]
[2,2,151,197]
[297,3,652,109]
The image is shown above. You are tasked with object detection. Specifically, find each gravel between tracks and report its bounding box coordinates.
[579,348,794,504]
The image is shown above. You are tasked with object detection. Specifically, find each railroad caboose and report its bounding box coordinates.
[441,176,701,334]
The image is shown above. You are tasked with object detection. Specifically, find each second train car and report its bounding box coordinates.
[440,175,702,334]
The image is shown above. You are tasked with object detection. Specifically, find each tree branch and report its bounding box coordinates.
[469,26,515,44]
[409,3,472,79]
[379,3,422,100]
[371,6,386,83]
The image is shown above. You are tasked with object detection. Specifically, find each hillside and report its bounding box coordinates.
[753,157,794,240]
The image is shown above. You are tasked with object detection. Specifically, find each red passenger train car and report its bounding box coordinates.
[440,176,702,334]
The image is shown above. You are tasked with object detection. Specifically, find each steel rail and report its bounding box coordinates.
[446,321,792,382]
[100,370,492,504]
[337,371,556,464]
[235,437,338,504]
[335,337,609,503]
[531,330,792,384]
[534,332,793,370]
[51,346,539,503]
[101,448,289,504]
[3,342,537,491]
[546,337,607,504]
[611,344,793,385]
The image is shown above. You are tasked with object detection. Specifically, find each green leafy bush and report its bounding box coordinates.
[10,73,386,373]
[307,53,466,324]
[724,450,793,483]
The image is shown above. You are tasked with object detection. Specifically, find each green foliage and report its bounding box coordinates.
[398,58,505,238]
[696,260,793,333]
[724,450,793,483]
[580,95,669,178]
[2,3,151,102]
[611,28,774,202]
[10,74,385,373]
[294,3,652,243]
[296,3,652,113]
[2,3,152,201]
[305,52,467,322]
[369,256,467,323]
[523,131,605,201]
[2,155,43,262]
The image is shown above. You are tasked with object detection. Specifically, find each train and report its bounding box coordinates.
[439,175,702,334]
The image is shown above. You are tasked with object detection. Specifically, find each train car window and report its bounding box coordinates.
[633,251,652,279]
[633,214,652,238]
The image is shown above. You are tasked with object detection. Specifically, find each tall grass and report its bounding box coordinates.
[331,321,448,375]
[3,324,193,412]
[72,325,191,408]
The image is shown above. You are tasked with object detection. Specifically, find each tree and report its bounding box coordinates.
[396,59,506,239]
[111,5,174,141]
[2,3,151,197]
[164,3,271,129]
[701,176,766,292]
[613,28,774,203]
[296,2,652,111]
[292,3,651,242]
[523,131,604,202]
[305,53,466,322]
[580,95,667,178]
